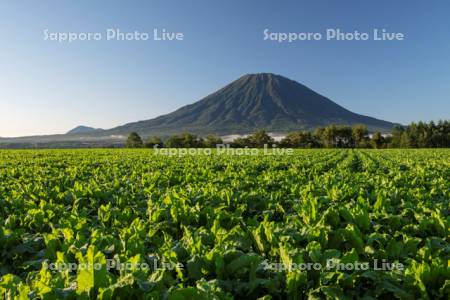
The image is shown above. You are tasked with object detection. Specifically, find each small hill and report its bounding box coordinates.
[67,126,103,134]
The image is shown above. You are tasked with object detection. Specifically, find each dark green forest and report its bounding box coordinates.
[127,120,450,149]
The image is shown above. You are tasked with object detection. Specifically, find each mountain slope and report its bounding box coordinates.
[107,73,396,135]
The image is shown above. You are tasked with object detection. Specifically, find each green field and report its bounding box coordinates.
[0,149,449,299]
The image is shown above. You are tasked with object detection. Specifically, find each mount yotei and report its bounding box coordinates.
[106,73,396,136]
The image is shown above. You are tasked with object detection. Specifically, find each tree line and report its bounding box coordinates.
[126,120,450,148]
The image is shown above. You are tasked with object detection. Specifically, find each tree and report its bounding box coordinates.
[126,132,143,148]
[321,125,353,148]
[280,131,315,148]
[231,137,251,148]
[313,127,325,147]
[145,136,163,148]
[204,135,223,148]
[400,131,411,148]
[248,129,274,148]
[166,132,203,148]
[390,126,404,148]
[371,131,384,149]
[352,124,369,148]
[322,125,337,148]
[180,132,201,147]
[389,120,449,148]
[166,135,184,148]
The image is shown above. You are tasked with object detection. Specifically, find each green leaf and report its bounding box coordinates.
[76,245,109,296]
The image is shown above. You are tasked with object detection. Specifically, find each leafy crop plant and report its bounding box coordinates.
[0,149,448,299]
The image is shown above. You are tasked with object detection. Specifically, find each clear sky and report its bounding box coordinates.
[1,0,449,137]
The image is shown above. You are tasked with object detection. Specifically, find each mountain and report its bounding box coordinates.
[106,73,396,136]
[67,126,104,134]
[0,73,398,148]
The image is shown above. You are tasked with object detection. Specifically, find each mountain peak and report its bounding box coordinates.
[242,72,278,78]
[239,72,286,83]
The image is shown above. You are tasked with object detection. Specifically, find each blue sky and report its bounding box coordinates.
[1,0,449,137]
